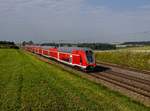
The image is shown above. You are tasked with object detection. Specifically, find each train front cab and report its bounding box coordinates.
[72,49,96,72]
[85,50,96,71]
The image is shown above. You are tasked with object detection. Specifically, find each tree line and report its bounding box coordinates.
[0,41,19,49]
[40,42,116,50]
[122,41,150,46]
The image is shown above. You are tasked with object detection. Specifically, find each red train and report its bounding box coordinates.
[25,45,96,71]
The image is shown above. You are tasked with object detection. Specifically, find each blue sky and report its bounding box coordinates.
[0,0,150,43]
[86,0,150,10]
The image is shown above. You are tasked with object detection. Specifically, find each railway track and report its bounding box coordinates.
[91,62,150,100]
[27,51,150,106]
[97,61,150,75]
[90,72,150,98]
[106,70,150,86]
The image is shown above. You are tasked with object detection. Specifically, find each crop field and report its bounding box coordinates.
[122,46,150,50]
[95,49,150,71]
[0,49,150,111]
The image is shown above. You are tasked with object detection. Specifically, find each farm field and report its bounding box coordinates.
[118,46,150,53]
[123,46,150,51]
[0,49,150,111]
[95,48,150,71]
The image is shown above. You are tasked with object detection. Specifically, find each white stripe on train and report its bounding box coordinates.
[41,53,87,69]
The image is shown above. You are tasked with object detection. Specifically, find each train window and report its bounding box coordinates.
[86,50,94,63]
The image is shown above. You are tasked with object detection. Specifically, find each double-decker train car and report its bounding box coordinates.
[57,47,96,70]
[25,45,96,71]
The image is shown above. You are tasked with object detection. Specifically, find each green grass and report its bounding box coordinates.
[96,51,150,71]
[0,49,149,111]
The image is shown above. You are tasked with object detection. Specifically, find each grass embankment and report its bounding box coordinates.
[0,49,149,111]
[95,51,150,71]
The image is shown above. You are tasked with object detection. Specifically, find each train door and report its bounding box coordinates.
[72,55,80,64]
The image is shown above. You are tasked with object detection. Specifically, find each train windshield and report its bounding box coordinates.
[86,50,94,63]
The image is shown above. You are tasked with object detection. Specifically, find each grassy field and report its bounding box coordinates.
[0,49,149,111]
[95,50,150,71]
[121,46,150,50]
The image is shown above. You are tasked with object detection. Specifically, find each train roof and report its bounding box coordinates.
[25,45,54,49]
[58,47,92,53]
[25,45,40,47]
[41,46,54,49]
